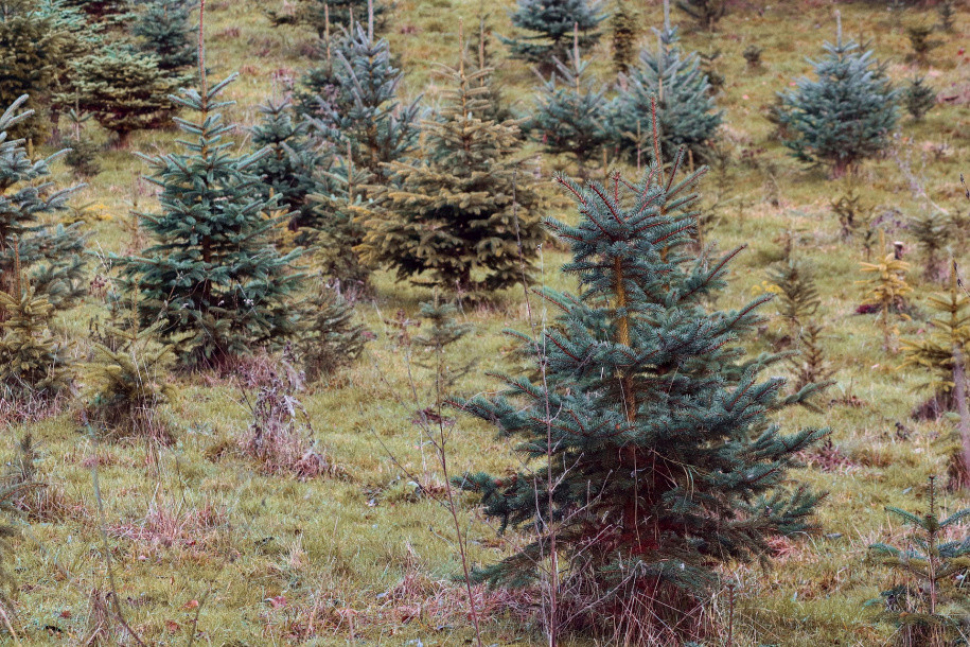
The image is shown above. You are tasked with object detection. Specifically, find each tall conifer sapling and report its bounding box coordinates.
[456,148,829,635]
[361,28,546,293]
[115,16,304,367]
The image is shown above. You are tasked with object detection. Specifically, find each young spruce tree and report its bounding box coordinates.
[309,148,372,285]
[361,38,546,292]
[268,0,386,38]
[903,75,936,122]
[608,15,722,163]
[71,47,180,148]
[531,30,609,177]
[0,0,74,141]
[503,0,606,65]
[250,98,328,233]
[610,0,638,76]
[0,282,73,402]
[115,74,305,367]
[0,96,86,312]
[900,265,970,401]
[313,21,420,185]
[456,153,829,631]
[778,14,897,178]
[132,0,198,75]
[868,478,970,646]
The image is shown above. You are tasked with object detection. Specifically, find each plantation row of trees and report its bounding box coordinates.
[2,0,936,180]
[0,0,197,146]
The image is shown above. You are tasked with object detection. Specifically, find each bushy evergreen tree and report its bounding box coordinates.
[608,24,722,162]
[904,75,936,122]
[0,96,87,311]
[294,52,340,119]
[698,48,724,95]
[251,98,328,233]
[64,108,100,178]
[44,1,99,139]
[313,23,420,184]
[778,17,897,177]
[503,0,606,65]
[84,321,177,438]
[909,210,949,281]
[610,0,638,76]
[114,74,305,367]
[360,49,546,292]
[297,278,368,384]
[743,44,763,70]
[0,0,87,141]
[906,23,941,67]
[132,0,197,75]
[830,184,872,241]
[0,284,73,401]
[71,47,180,147]
[309,147,372,285]
[455,156,828,631]
[531,34,608,176]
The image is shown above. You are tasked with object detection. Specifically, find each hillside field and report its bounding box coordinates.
[9,0,970,645]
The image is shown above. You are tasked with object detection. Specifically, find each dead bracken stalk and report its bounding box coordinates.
[238,351,340,480]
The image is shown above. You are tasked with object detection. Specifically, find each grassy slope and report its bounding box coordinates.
[12,0,970,644]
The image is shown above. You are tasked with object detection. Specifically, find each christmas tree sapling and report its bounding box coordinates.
[904,75,937,122]
[778,13,897,178]
[456,151,829,637]
[132,0,198,76]
[503,0,606,65]
[312,21,420,185]
[361,35,547,293]
[71,47,181,148]
[608,14,722,162]
[0,96,87,311]
[250,98,328,233]
[868,477,970,646]
[115,74,305,367]
[531,29,609,177]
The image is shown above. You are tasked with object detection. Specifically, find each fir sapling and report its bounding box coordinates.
[904,75,937,122]
[455,148,829,639]
[113,74,306,367]
[531,28,609,177]
[503,0,606,66]
[0,96,87,310]
[778,13,897,177]
[607,14,722,163]
[70,47,181,148]
[868,477,970,646]
[361,31,547,293]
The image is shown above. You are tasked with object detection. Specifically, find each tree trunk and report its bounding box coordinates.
[831,157,851,179]
[952,346,970,482]
[115,130,131,149]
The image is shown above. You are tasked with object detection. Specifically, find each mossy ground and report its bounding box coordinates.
[10,0,970,644]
